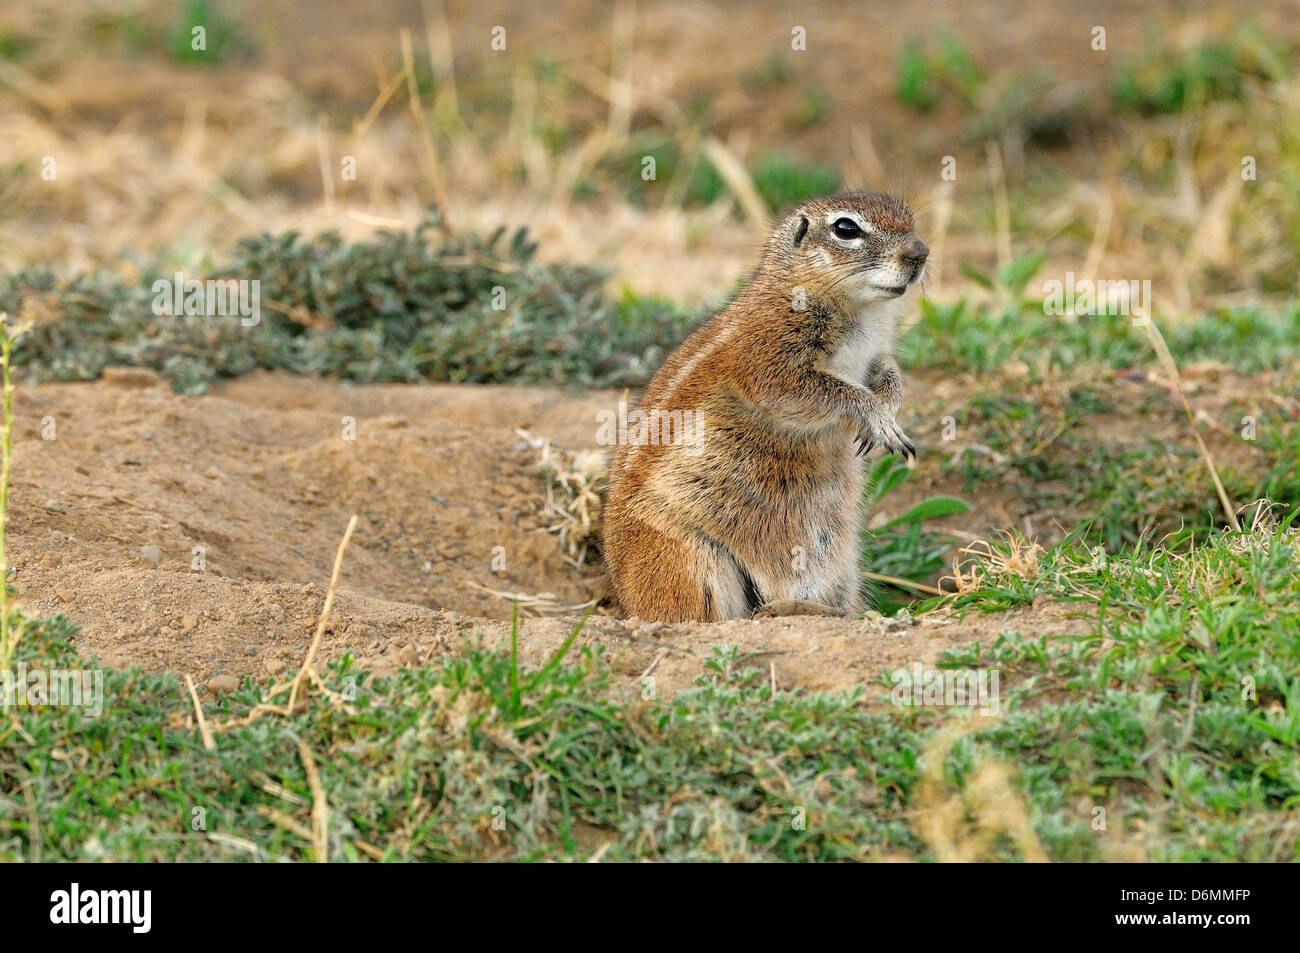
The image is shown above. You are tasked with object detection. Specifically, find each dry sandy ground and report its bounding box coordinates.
[8,370,1084,701]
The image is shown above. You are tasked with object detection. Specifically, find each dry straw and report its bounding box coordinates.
[915,717,1048,862]
[1138,311,1241,532]
[288,514,360,710]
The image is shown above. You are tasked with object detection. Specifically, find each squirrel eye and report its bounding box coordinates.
[833,218,862,239]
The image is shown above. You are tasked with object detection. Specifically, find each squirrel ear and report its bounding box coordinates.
[792,215,809,247]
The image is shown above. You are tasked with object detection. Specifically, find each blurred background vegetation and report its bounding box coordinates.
[2,0,1297,308]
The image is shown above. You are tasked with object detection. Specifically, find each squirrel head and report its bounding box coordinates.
[767,191,928,306]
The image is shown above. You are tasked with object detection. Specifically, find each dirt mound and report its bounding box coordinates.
[10,371,1076,698]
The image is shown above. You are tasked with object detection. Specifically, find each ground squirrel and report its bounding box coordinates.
[602,191,928,622]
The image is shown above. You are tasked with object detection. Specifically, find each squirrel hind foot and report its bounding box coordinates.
[751,599,853,620]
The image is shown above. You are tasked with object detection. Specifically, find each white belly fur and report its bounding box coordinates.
[821,299,900,385]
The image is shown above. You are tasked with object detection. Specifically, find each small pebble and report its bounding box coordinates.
[207,674,239,694]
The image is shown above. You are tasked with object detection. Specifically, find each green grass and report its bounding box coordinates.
[165,0,251,64]
[896,272,1299,554]
[931,364,1298,552]
[900,294,1300,377]
[0,32,31,61]
[895,43,941,112]
[682,152,839,214]
[785,86,832,130]
[0,610,930,861]
[4,524,1296,861]
[863,455,970,611]
[611,140,838,215]
[84,0,253,64]
[1112,34,1284,115]
[895,35,984,113]
[924,524,1300,860]
[740,53,791,93]
[748,154,841,213]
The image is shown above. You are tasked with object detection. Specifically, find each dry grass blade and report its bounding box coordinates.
[289,514,359,710]
[315,115,335,210]
[206,832,265,859]
[0,57,66,113]
[864,570,943,596]
[20,780,40,862]
[986,140,1013,272]
[257,789,389,859]
[184,674,216,751]
[400,27,450,222]
[517,428,608,568]
[1080,185,1114,289]
[607,0,638,142]
[421,0,464,128]
[466,580,593,616]
[297,739,330,863]
[945,533,1044,594]
[257,804,314,841]
[1139,314,1241,532]
[353,62,411,140]
[701,136,769,233]
[924,179,955,296]
[915,718,1047,862]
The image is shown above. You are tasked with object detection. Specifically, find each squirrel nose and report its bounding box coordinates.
[900,236,929,265]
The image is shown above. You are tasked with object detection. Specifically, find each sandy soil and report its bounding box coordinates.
[8,369,1085,701]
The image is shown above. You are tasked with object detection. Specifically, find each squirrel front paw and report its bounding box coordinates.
[855,415,915,460]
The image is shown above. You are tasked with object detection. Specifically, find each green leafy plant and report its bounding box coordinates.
[958,250,1044,302]
[896,42,943,112]
[1,209,697,394]
[166,0,251,64]
[1111,26,1286,116]
[750,154,840,212]
[786,86,832,130]
[862,455,970,610]
[688,153,840,214]
[895,36,984,112]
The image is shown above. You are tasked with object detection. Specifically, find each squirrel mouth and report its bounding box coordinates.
[872,283,908,297]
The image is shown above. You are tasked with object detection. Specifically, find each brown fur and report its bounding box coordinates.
[602,192,928,622]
